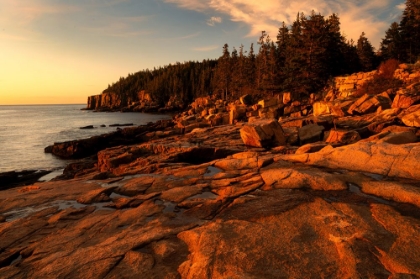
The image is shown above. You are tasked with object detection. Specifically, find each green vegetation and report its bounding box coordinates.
[104,0,420,106]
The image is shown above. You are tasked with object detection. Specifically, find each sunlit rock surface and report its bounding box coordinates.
[2,124,420,278]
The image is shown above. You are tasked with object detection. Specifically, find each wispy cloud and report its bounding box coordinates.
[1,0,80,26]
[207,16,222,26]
[175,32,202,40]
[396,3,406,10]
[192,45,219,51]
[164,0,405,48]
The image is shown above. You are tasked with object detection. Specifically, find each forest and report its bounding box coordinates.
[103,0,420,107]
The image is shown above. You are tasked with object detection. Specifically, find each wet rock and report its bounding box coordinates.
[80,125,94,129]
[240,118,286,148]
[109,123,134,127]
[0,170,51,190]
[359,180,420,207]
[77,187,117,204]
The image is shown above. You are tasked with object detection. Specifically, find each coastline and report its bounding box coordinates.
[1,67,420,277]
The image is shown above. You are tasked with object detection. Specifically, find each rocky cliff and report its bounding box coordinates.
[2,63,420,278]
[86,90,181,112]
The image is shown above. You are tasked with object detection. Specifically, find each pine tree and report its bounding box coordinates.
[357,32,376,71]
[276,22,289,87]
[230,47,239,97]
[399,0,420,62]
[342,39,362,74]
[246,43,256,88]
[283,13,304,93]
[326,13,346,75]
[256,31,270,90]
[380,22,402,61]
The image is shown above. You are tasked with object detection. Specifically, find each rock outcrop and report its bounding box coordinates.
[5,63,420,278]
[2,127,420,278]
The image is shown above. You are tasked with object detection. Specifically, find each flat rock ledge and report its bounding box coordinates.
[1,124,420,278]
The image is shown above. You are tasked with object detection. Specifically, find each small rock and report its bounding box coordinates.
[80,125,94,129]
[109,123,134,127]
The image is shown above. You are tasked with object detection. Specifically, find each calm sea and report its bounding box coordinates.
[0,105,171,173]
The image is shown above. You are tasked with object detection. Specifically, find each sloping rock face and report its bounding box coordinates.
[10,64,420,278]
[284,140,420,180]
[3,123,420,278]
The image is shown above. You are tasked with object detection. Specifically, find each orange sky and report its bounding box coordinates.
[0,0,405,104]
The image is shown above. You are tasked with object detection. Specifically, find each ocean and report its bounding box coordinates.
[0,105,171,173]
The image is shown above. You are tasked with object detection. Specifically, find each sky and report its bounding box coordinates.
[0,0,406,105]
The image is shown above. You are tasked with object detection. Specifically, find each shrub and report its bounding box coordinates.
[354,59,402,96]
[378,59,400,79]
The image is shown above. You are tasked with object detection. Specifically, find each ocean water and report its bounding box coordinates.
[0,105,171,172]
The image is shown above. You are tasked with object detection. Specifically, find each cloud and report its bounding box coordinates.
[175,32,202,39]
[192,45,219,51]
[1,0,80,27]
[207,16,222,26]
[396,3,406,10]
[164,0,405,48]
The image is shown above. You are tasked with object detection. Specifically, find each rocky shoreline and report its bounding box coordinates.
[1,65,420,278]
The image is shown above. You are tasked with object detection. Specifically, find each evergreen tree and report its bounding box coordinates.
[380,22,402,61]
[357,32,376,71]
[399,0,420,62]
[230,47,239,97]
[342,39,362,74]
[276,22,289,86]
[214,43,231,99]
[256,31,270,90]
[326,13,346,75]
[246,43,256,88]
[283,13,305,93]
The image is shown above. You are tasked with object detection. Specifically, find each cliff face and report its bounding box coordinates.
[87,92,122,110]
[86,90,168,112]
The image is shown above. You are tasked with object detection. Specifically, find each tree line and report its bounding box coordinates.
[103,0,420,106]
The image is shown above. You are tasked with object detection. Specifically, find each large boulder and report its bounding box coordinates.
[401,109,420,127]
[392,93,420,109]
[347,94,391,115]
[298,124,325,145]
[258,97,278,108]
[229,105,247,124]
[240,119,286,148]
[313,102,331,117]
